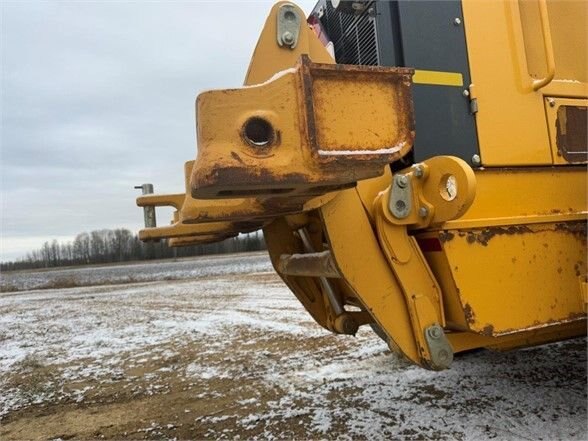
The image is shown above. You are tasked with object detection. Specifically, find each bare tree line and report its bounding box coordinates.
[1,229,266,271]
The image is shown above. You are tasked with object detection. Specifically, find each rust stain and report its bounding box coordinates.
[463,303,475,325]
[530,311,587,328]
[555,105,587,163]
[554,221,587,240]
[480,311,587,337]
[481,324,495,337]
[438,231,455,243]
[464,225,533,247]
[195,166,309,196]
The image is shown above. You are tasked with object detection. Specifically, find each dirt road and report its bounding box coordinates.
[1,254,586,439]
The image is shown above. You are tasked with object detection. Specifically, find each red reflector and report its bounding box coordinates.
[416,238,443,252]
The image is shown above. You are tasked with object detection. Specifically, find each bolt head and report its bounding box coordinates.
[453,17,462,25]
[471,154,481,166]
[282,31,294,45]
[438,349,450,363]
[462,89,470,97]
[396,174,408,188]
[427,326,443,340]
[548,98,556,107]
[413,165,424,178]
[418,207,429,218]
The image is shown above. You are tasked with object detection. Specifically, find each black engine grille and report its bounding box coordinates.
[319,1,380,66]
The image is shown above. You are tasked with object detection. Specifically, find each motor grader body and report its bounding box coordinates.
[136,0,587,370]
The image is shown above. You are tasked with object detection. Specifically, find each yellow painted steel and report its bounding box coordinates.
[417,166,587,340]
[440,222,586,336]
[319,189,421,364]
[369,157,477,367]
[135,0,587,370]
[443,167,587,229]
[136,2,338,242]
[461,0,587,166]
[137,161,265,242]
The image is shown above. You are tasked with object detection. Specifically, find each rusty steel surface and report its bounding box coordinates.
[191,55,414,200]
[137,53,415,243]
[545,98,588,165]
[433,221,586,337]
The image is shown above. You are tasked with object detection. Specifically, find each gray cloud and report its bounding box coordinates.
[1,0,317,260]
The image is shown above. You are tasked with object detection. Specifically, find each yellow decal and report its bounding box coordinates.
[413,70,464,87]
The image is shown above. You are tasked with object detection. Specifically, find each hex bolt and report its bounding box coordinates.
[413,165,424,178]
[462,89,470,97]
[418,207,429,218]
[282,31,294,45]
[396,174,408,188]
[471,154,481,166]
[438,349,450,363]
[547,98,556,107]
[453,17,462,26]
[427,326,443,340]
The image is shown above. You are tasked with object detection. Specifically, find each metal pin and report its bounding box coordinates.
[135,184,156,228]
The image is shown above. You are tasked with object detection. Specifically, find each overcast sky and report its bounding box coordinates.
[0,0,317,261]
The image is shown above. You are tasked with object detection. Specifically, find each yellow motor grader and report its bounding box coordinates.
[136,0,587,370]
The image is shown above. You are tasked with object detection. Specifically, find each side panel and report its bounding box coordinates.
[396,0,479,165]
[461,0,588,166]
[441,223,586,336]
[421,168,587,337]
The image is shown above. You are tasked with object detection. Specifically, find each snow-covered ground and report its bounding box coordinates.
[0,254,586,440]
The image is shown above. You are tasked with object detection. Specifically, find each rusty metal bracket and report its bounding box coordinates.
[389,174,412,219]
[424,324,454,370]
[191,55,414,200]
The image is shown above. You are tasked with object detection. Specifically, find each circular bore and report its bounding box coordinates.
[242,117,275,148]
[439,174,458,201]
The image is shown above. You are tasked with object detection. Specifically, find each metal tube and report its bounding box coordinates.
[134,183,157,228]
[278,251,341,278]
[298,228,344,316]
